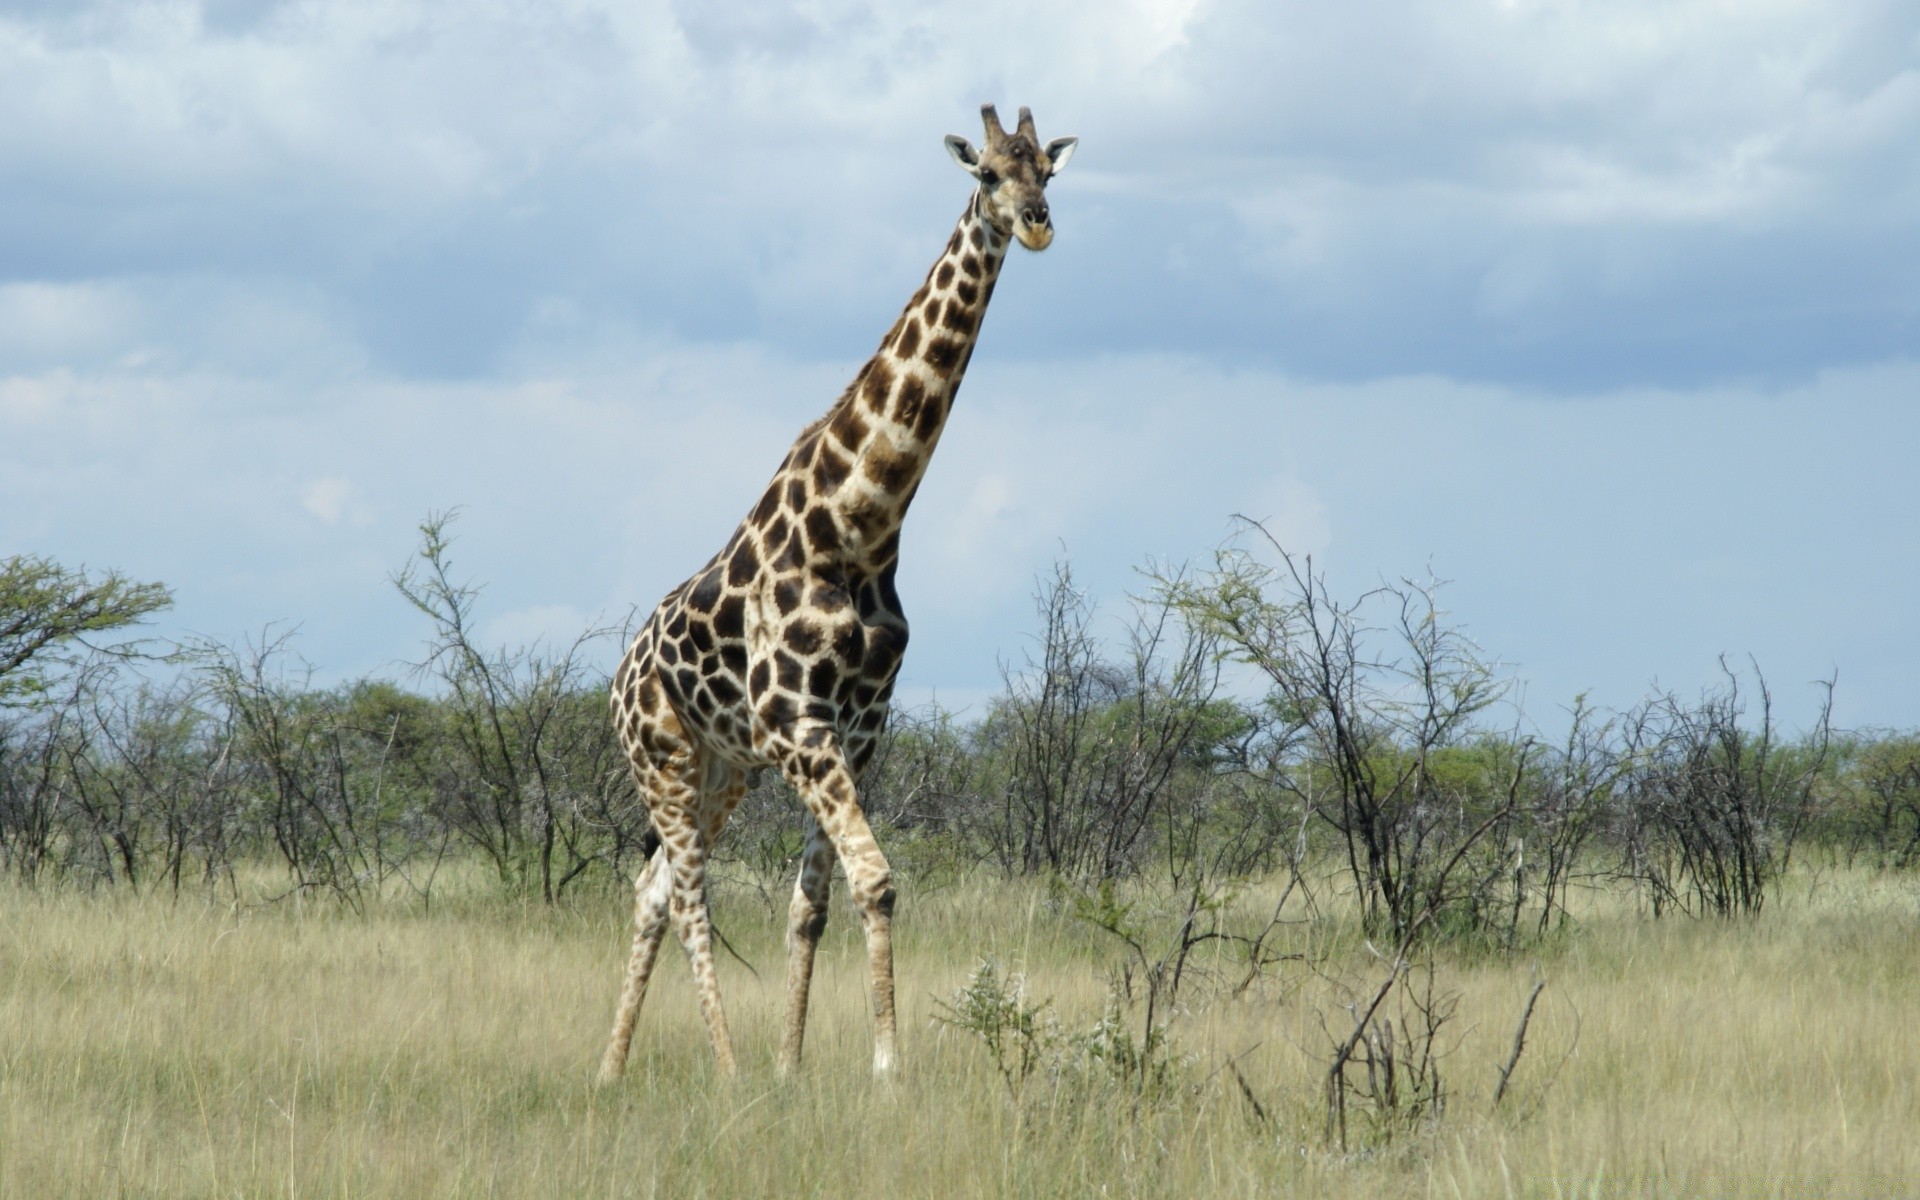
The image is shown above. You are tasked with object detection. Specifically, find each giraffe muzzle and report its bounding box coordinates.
[1014,205,1054,251]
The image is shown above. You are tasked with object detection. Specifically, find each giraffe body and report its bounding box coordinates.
[600,105,1076,1079]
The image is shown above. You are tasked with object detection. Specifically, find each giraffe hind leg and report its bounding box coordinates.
[601,669,744,1079]
[657,799,738,1074]
[598,846,671,1082]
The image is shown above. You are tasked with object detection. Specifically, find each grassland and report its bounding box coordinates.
[1,865,1916,1198]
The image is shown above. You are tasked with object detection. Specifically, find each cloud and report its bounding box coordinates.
[1236,476,1332,559]
[2,0,1913,387]
[299,477,350,523]
[0,282,143,368]
[480,603,601,654]
[299,476,376,526]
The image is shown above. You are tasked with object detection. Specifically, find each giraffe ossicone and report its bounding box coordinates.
[598,105,1077,1080]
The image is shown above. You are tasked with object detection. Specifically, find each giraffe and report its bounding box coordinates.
[598,104,1077,1080]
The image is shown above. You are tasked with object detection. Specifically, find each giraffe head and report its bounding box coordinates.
[944,104,1077,252]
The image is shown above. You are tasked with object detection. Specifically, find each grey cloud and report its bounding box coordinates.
[5,0,1914,389]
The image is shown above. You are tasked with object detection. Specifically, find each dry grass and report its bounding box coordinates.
[1,865,1916,1198]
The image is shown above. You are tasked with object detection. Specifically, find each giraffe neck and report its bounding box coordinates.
[813,193,1011,563]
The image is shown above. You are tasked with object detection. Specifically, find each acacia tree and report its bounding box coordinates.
[1164,521,1514,940]
[0,557,172,882]
[0,556,171,704]
[393,512,632,901]
[1852,734,1920,869]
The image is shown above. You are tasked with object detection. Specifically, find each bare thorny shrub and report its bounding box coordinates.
[1317,944,1457,1150]
[1163,520,1526,942]
[394,512,639,902]
[0,670,97,882]
[937,861,1564,1151]
[68,670,239,896]
[0,660,241,892]
[1613,658,1834,918]
[1523,695,1624,936]
[194,633,402,907]
[969,560,1240,883]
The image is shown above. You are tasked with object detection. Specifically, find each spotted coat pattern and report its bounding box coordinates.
[599,106,1075,1080]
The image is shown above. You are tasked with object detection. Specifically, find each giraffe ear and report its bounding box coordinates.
[945,134,982,176]
[1044,137,1078,177]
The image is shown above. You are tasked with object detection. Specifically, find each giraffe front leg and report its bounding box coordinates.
[780,743,898,1077]
[779,818,835,1075]
[599,849,671,1083]
[836,808,898,1077]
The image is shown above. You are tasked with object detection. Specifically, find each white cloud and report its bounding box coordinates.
[300,477,347,523]
[1235,476,1332,560]
[0,283,141,364]
[481,603,599,654]
[300,476,372,526]
[0,369,72,424]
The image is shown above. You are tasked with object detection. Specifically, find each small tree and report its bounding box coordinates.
[974,559,1228,882]
[196,632,422,905]
[0,556,171,704]
[1164,521,1515,940]
[393,512,632,901]
[1826,731,1920,870]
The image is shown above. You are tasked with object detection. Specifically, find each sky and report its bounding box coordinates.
[2,0,1916,734]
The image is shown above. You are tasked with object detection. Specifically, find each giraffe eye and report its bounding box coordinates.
[977,168,998,187]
